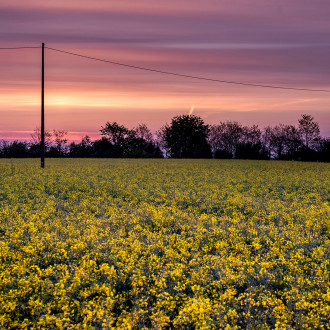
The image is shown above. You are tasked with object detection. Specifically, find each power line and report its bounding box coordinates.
[0,46,41,50]
[1,45,329,93]
[46,46,330,93]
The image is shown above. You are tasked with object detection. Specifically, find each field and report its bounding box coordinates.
[0,159,329,329]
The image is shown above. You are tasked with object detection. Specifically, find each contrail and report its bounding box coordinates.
[189,104,195,115]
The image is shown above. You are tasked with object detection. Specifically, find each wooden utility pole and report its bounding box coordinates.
[41,42,45,168]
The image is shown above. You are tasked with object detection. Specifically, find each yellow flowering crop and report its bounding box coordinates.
[0,159,329,329]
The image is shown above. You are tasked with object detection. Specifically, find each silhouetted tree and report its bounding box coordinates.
[282,125,302,159]
[1,141,29,158]
[100,122,130,147]
[318,138,330,162]
[160,115,211,158]
[155,129,169,158]
[236,125,263,159]
[263,124,305,160]
[93,137,115,157]
[0,140,7,157]
[69,135,94,157]
[298,114,320,150]
[208,121,243,158]
[263,125,288,159]
[0,113,328,161]
[52,130,68,156]
[125,124,162,158]
[208,124,226,158]
[214,149,232,159]
[99,122,161,158]
[100,122,131,156]
[134,123,153,143]
[296,114,322,161]
[29,127,52,156]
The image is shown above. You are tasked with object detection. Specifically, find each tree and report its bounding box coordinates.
[99,122,162,158]
[241,125,262,146]
[208,124,226,158]
[134,123,153,143]
[160,115,211,158]
[155,129,168,158]
[81,135,93,149]
[263,125,288,159]
[30,127,52,154]
[208,121,243,158]
[124,124,162,158]
[236,125,263,159]
[69,135,93,158]
[318,138,330,162]
[1,141,29,158]
[52,130,68,156]
[262,124,303,160]
[100,122,131,156]
[93,137,115,157]
[0,140,8,157]
[281,125,302,159]
[298,114,320,149]
[100,122,130,147]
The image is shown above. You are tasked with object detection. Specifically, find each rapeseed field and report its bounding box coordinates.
[0,159,329,329]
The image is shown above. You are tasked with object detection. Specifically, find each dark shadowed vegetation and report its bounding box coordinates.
[0,114,329,161]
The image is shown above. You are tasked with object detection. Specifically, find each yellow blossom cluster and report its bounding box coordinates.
[0,159,329,329]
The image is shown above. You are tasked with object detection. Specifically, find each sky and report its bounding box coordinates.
[1,0,330,141]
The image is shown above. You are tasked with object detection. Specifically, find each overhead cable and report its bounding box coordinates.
[46,46,330,93]
[0,46,41,50]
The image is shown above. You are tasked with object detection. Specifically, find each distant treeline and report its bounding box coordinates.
[0,114,329,161]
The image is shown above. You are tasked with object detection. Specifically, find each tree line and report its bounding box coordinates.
[0,114,329,161]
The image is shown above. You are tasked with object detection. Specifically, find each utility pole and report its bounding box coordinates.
[41,42,45,168]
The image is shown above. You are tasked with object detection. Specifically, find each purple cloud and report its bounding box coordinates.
[0,0,329,139]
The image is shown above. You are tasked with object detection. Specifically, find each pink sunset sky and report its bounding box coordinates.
[1,0,330,141]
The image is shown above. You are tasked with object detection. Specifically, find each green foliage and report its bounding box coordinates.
[0,159,329,329]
